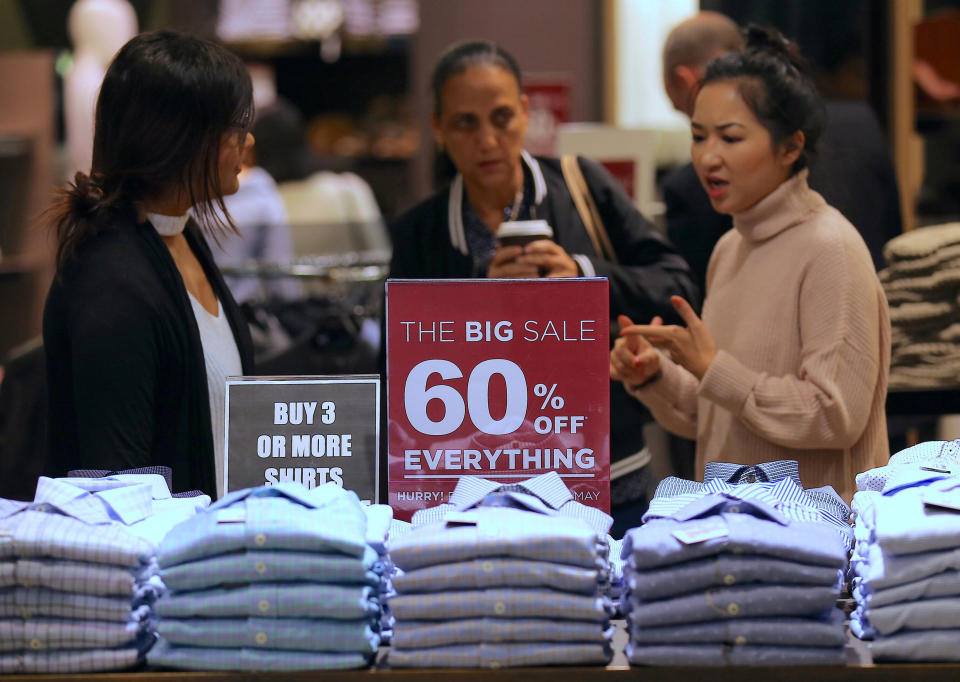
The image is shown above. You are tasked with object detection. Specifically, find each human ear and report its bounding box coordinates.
[430,112,445,149]
[779,130,805,168]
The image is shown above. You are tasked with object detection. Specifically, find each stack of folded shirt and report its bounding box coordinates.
[387,478,615,668]
[622,489,848,666]
[361,502,396,642]
[850,465,960,661]
[856,439,960,493]
[0,475,200,673]
[149,482,381,671]
[878,222,960,387]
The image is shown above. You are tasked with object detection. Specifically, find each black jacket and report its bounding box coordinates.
[390,155,699,322]
[386,154,699,465]
[43,217,254,497]
[664,100,902,293]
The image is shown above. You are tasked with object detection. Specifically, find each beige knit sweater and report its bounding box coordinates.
[631,170,890,501]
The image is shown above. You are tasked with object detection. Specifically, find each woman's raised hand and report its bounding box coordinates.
[619,296,717,380]
[610,314,663,388]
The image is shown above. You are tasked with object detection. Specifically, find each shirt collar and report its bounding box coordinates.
[147,211,189,237]
[62,474,172,501]
[671,492,790,525]
[732,169,824,243]
[703,460,802,487]
[450,471,574,512]
[209,481,361,513]
[30,477,153,525]
[448,150,548,256]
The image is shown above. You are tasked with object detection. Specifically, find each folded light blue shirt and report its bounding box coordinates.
[392,617,614,649]
[626,554,842,601]
[622,494,846,570]
[626,643,845,666]
[0,588,152,623]
[854,596,960,637]
[0,558,156,598]
[0,616,149,651]
[624,584,839,627]
[854,569,960,608]
[389,587,613,622]
[158,483,368,568]
[868,630,960,662]
[387,641,612,668]
[159,548,381,592]
[392,558,603,596]
[628,610,846,647]
[389,508,606,572]
[156,616,379,653]
[155,584,379,620]
[148,637,372,671]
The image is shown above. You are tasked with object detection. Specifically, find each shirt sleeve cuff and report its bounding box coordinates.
[572,254,595,277]
[697,349,760,416]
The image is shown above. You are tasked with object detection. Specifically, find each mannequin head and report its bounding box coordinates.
[68,0,138,65]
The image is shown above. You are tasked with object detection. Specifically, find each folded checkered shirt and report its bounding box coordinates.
[389,587,614,622]
[392,617,614,649]
[156,616,379,653]
[155,584,379,620]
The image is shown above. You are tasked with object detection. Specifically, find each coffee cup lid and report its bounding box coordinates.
[496,219,554,239]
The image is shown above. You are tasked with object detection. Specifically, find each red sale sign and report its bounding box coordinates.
[386,278,610,521]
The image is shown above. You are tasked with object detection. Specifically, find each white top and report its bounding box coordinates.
[187,293,242,499]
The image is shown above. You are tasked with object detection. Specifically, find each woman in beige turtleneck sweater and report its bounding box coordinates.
[610,27,890,501]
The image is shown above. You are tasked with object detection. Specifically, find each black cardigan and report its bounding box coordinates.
[389,155,700,323]
[43,217,254,497]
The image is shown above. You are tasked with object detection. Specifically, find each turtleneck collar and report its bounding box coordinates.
[732,168,825,243]
[147,212,190,237]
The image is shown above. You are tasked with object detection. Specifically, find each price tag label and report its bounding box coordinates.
[386,279,610,520]
[224,376,379,502]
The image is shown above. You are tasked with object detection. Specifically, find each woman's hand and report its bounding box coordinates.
[518,240,579,277]
[487,245,537,278]
[620,296,717,380]
[610,314,663,388]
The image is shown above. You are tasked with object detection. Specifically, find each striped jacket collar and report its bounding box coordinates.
[448,150,548,256]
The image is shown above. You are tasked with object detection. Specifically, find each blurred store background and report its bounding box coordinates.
[1,0,958,470]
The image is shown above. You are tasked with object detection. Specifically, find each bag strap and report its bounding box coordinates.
[560,154,619,264]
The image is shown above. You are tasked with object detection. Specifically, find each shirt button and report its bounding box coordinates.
[255,632,268,645]
[258,599,270,613]
[731,547,743,555]
[727,603,740,616]
[20,579,34,588]
[745,473,756,483]
[35,505,46,513]
[254,562,267,574]
[735,635,747,646]
[489,661,502,669]
[729,506,740,514]
[254,533,267,546]
[482,561,494,574]
[20,609,33,619]
[494,601,506,615]
[29,638,42,650]
[723,574,736,586]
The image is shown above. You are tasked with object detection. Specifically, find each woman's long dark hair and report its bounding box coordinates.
[702,25,825,175]
[49,30,253,274]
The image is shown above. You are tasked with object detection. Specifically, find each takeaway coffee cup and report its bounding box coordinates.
[496,219,554,247]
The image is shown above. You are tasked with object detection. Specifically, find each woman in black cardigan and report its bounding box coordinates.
[43,31,256,498]
[388,40,698,534]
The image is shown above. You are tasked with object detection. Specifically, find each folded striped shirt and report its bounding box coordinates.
[0,617,149,651]
[0,558,157,597]
[0,589,153,623]
[0,646,144,674]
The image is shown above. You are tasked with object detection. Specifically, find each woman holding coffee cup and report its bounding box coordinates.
[388,40,698,534]
[609,27,890,502]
